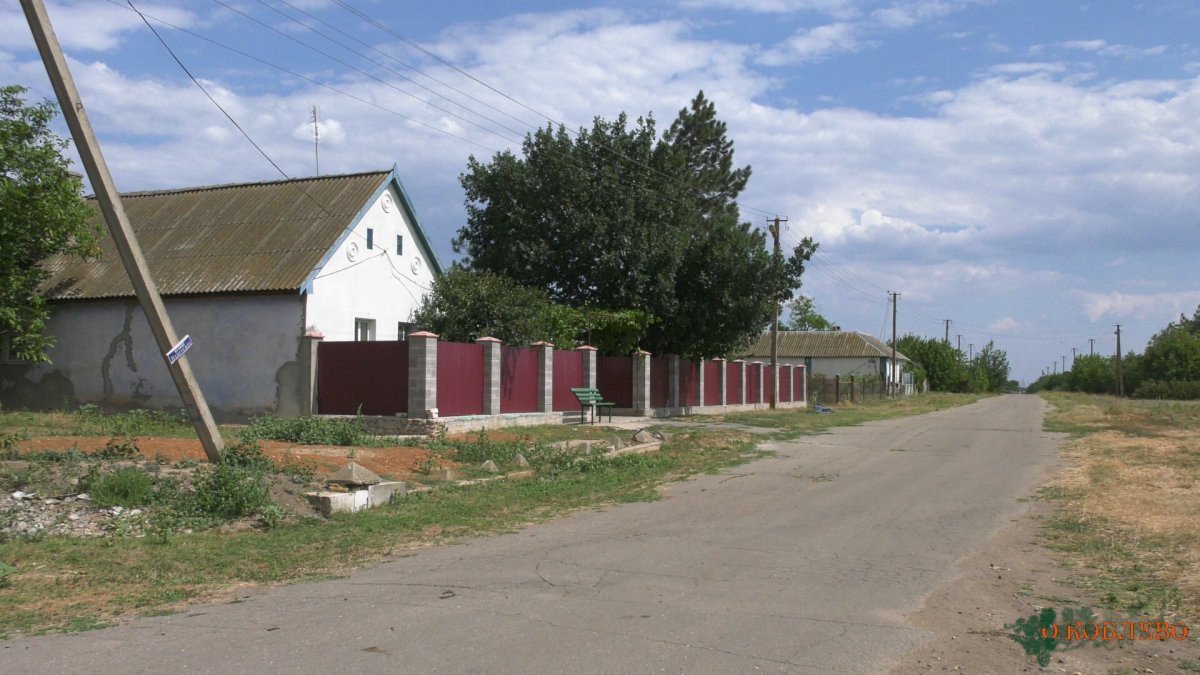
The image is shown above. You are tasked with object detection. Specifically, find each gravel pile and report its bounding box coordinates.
[1,491,144,538]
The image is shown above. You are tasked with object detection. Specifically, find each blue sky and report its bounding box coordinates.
[4,0,1199,384]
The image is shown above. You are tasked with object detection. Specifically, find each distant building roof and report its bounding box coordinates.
[40,169,440,300]
[744,331,911,362]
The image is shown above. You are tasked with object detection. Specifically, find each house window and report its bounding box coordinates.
[355,318,376,342]
[366,228,374,250]
[397,322,413,341]
[396,235,403,255]
[0,334,28,364]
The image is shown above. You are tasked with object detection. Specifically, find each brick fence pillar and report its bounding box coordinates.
[696,358,705,409]
[477,337,501,416]
[408,331,438,418]
[733,359,746,404]
[533,341,554,413]
[299,329,323,415]
[633,350,652,415]
[577,345,597,388]
[753,362,765,404]
[667,354,680,409]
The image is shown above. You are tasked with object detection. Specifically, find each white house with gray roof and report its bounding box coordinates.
[0,168,441,419]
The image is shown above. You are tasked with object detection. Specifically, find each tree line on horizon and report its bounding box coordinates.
[1026,306,1200,400]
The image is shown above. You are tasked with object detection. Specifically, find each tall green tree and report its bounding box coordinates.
[971,341,1011,393]
[785,295,839,331]
[894,334,967,391]
[1141,305,1200,383]
[0,85,98,362]
[454,91,814,357]
[1065,354,1116,394]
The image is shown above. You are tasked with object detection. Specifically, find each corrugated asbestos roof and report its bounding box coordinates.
[743,331,911,361]
[40,170,392,300]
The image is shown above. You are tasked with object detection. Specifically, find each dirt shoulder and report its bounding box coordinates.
[887,497,1200,674]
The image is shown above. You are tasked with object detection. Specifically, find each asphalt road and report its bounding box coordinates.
[3,395,1060,674]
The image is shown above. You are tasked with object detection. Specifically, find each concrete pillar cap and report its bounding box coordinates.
[475,336,502,343]
[303,329,325,339]
[410,331,439,339]
[575,345,597,351]
[531,341,555,348]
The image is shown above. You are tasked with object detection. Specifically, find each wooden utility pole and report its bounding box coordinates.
[22,0,223,463]
[1115,324,1124,397]
[767,216,787,409]
[943,319,950,344]
[889,291,899,397]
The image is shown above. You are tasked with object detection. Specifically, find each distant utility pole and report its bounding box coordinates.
[956,334,962,353]
[1088,338,1095,356]
[1062,355,1067,372]
[1072,347,1078,363]
[22,0,223,463]
[969,343,974,362]
[767,216,787,409]
[311,104,320,176]
[1115,324,1124,397]
[889,291,900,397]
[944,319,951,344]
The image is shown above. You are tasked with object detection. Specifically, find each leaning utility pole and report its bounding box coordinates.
[22,0,223,463]
[1115,324,1124,397]
[889,291,900,397]
[767,216,787,409]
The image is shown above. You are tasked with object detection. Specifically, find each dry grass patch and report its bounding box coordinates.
[1039,392,1200,621]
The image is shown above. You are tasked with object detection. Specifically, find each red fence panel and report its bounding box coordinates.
[499,346,538,413]
[764,366,775,404]
[650,357,670,409]
[678,359,700,407]
[552,350,584,412]
[437,341,484,417]
[704,361,722,406]
[317,341,408,415]
[795,366,805,402]
[747,363,762,404]
[780,365,792,402]
[597,356,633,407]
[726,362,742,404]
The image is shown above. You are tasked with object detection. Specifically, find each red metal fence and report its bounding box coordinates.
[552,350,584,412]
[764,366,775,404]
[679,359,700,407]
[780,365,792,402]
[725,362,741,403]
[316,341,408,415]
[794,366,805,402]
[499,346,538,414]
[597,356,633,407]
[437,341,484,416]
[704,361,722,405]
[747,363,761,404]
[650,357,670,408]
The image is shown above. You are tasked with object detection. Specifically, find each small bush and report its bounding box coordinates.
[242,414,370,446]
[1133,380,1200,400]
[189,464,271,520]
[92,436,140,460]
[221,439,276,472]
[87,467,155,508]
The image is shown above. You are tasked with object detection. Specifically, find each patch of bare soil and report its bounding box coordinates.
[15,436,452,481]
[886,500,1200,674]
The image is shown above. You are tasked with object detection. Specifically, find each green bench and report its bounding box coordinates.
[571,387,615,424]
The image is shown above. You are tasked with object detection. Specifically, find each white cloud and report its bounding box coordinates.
[291,117,346,145]
[1060,39,1169,59]
[988,317,1020,332]
[758,22,862,64]
[1076,291,1200,322]
[0,1,198,52]
[679,0,864,18]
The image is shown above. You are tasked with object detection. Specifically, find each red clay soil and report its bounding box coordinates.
[15,436,448,481]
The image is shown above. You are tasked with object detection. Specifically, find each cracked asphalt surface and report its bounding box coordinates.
[2,395,1059,673]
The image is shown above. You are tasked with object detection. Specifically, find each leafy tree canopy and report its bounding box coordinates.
[454,91,815,357]
[0,85,98,362]
[413,266,652,354]
[785,295,839,331]
[894,334,966,392]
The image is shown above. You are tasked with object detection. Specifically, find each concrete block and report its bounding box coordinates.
[368,481,407,507]
[305,491,357,517]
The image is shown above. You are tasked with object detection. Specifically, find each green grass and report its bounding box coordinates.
[0,405,202,440]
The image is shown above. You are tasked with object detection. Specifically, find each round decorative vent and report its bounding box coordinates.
[381,194,394,213]
[346,241,360,261]
[410,256,423,274]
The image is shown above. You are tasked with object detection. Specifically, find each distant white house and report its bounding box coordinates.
[0,168,441,419]
[743,331,911,385]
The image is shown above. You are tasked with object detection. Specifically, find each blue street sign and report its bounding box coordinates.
[166,334,193,364]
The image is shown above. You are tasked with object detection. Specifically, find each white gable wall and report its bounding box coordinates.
[305,182,436,340]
